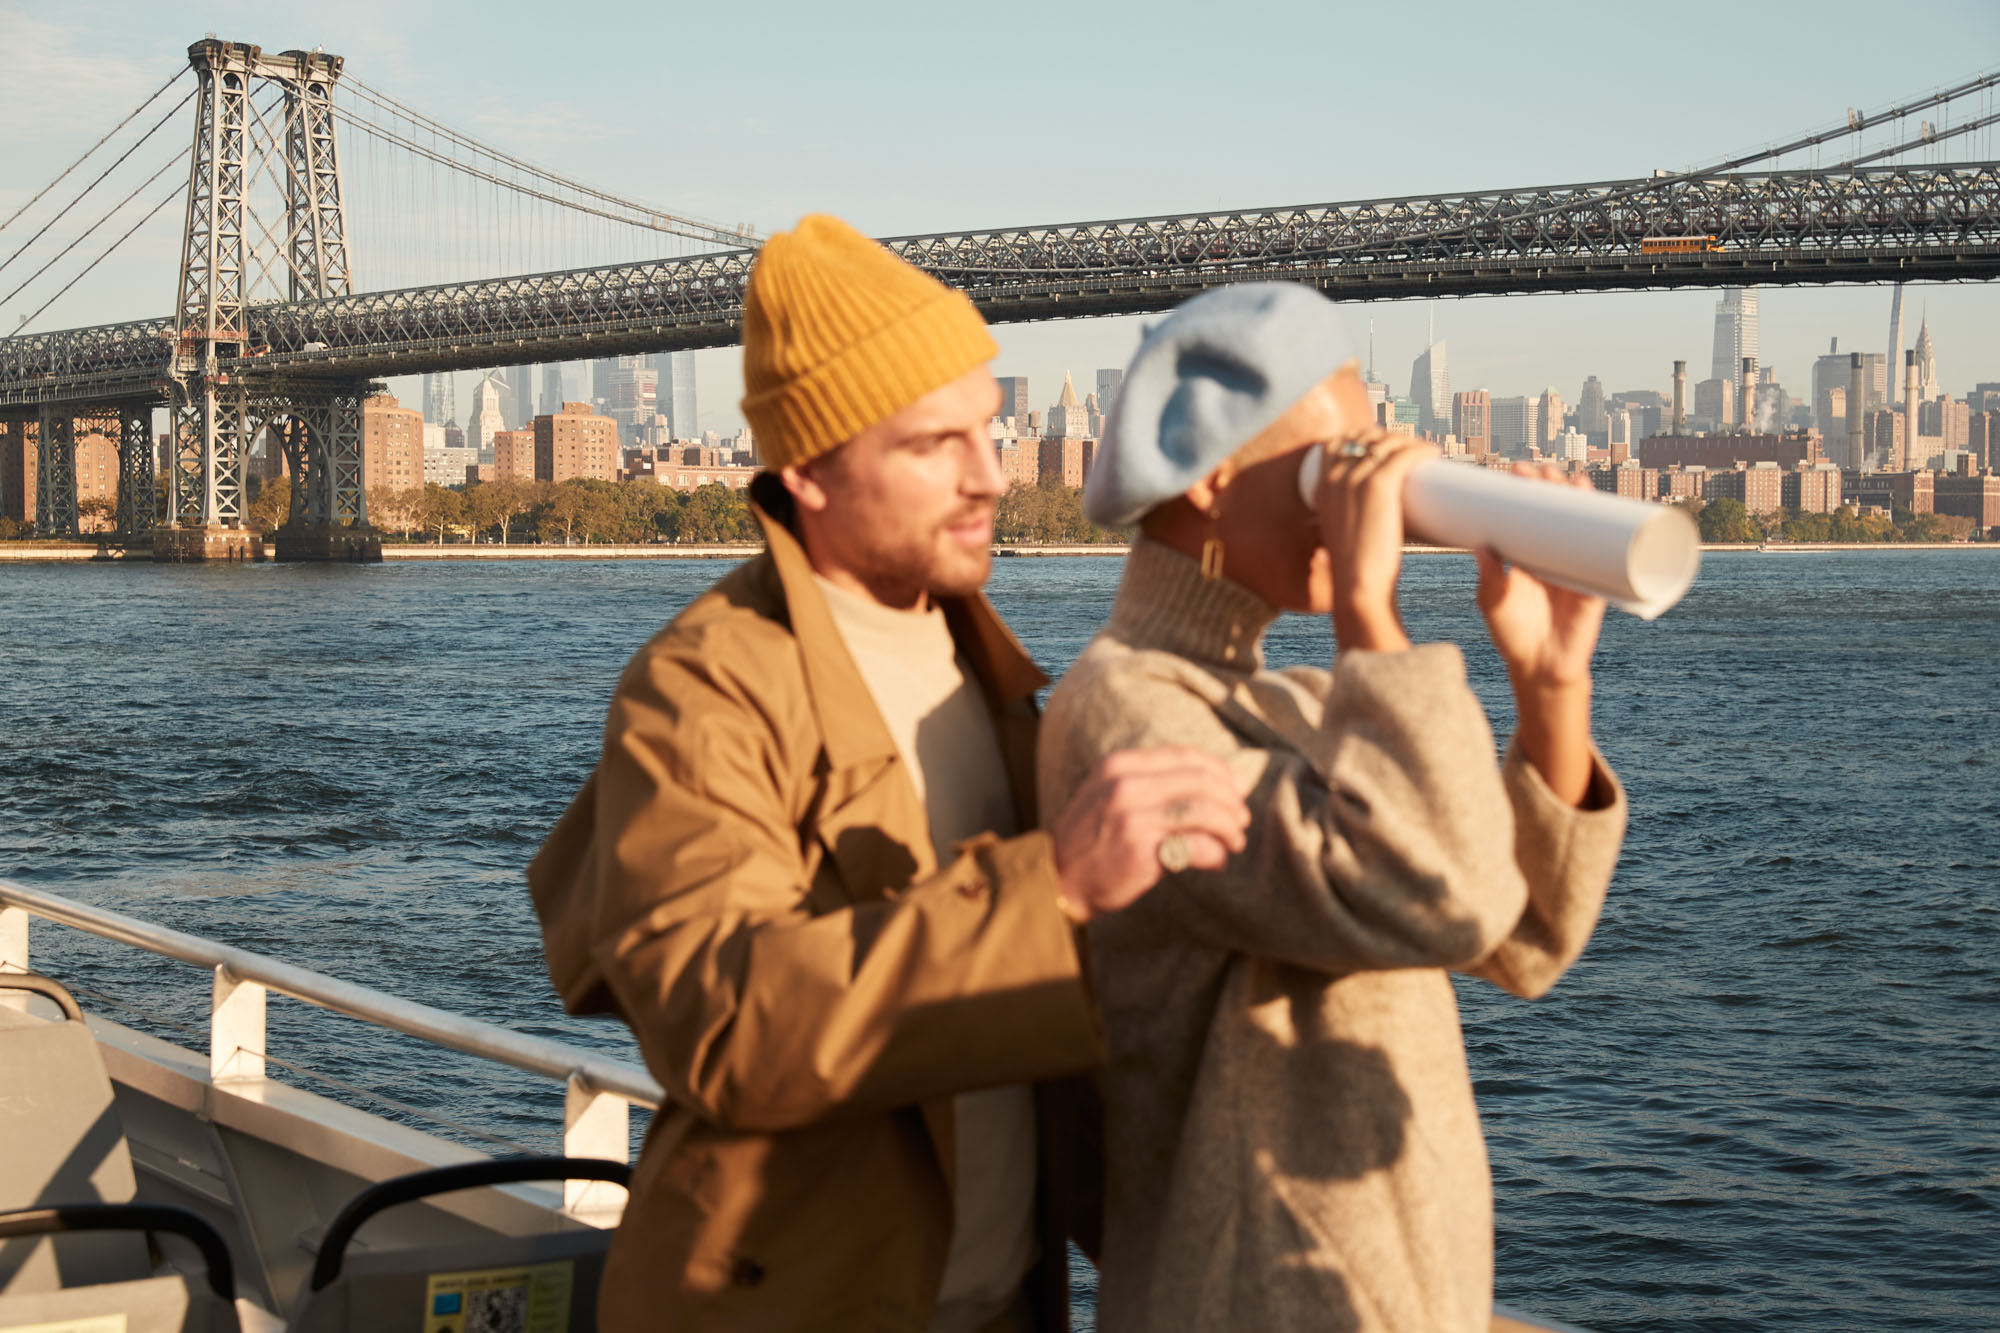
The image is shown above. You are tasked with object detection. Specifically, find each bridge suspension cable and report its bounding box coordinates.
[340,75,758,251]
[0,145,189,316]
[1289,66,2000,264]
[7,181,188,336]
[1696,67,2000,177]
[0,66,189,238]
[0,85,196,284]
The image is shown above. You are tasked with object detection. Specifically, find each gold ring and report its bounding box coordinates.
[1158,833,1191,873]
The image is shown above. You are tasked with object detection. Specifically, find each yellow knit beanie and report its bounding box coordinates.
[740,214,999,469]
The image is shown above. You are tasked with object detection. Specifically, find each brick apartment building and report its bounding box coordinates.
[1451,390,1491,459]
[623,444,757,490]
[1844,469,1934,515]
[2,418,124,526]
[1704,461,1786,515]
[534,402,619,483]
[1637,433,1819,470]
[1588,461,1659,500]
[1782,462,1844,514]
[1037,437,1094,489]
[362,395,425,493]
[492,429,536,480]
[996,439,1039,488]
[1934,474,2000,532]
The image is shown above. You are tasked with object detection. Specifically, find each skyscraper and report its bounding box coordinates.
[1812,339,1851,438]
[1710,288,1759,404]
[466,374,505,457]
[1537,388,1565,447]
[658,351,699,441]
[495,372,523,432]
[422,372,456,427]
[1410,313,1449,438]
[1490,396,1538,457]
[997,376,1031,425]
[605,357,659,444]
[541,364,566,419]
[1577,376,1608,435]
[1451,390,1491,458]
[1047,373,1090,439]
[1886,284,1908,407]
[1094,369,1124,419]
[1914,315,1938,401]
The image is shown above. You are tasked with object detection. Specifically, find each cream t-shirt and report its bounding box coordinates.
[815,575,1039,1333]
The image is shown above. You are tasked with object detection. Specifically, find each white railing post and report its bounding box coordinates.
[563,1072,630,1224]
[211,964,267,1083]
[0,905,25,972]
[0,906,26,1012]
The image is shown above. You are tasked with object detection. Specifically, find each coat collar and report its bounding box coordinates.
[749,474,1049,772]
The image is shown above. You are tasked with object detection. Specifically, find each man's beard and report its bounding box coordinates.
[864,501,994,601]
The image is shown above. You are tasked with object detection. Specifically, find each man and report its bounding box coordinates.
[528,214,1248,1332]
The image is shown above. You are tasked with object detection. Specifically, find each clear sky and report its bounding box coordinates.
[3,0,1997,432]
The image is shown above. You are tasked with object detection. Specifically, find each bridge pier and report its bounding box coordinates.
[272,524,380,562]
[33,408,78,538]
[152,526,264,562]
[116,404,157,538]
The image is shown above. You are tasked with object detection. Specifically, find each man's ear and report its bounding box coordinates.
[781,461,830,514]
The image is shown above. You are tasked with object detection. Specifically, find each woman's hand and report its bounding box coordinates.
[1312,432,1438,654]
[1475,464,1606,805]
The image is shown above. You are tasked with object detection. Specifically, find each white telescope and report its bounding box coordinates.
[1298,451,1701,620]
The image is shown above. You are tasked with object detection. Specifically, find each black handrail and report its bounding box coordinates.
[309,1156,631,1292]
[0,1204,234,1300]
[0,972,84,1022]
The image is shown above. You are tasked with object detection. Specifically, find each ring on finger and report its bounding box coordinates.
[1336,440,1371,459]
[1157,833,1192,873]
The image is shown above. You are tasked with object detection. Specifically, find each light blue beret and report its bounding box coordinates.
[1084,282,1356,527]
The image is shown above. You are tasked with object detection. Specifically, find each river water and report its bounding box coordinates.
[2,550,1996,1332]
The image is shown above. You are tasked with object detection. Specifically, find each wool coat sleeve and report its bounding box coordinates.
[530,638,1102,1134]
[1043,641,1624,984]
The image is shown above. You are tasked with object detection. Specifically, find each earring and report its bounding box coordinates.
[1200,477,1227,580]
[1200,532,1225,581]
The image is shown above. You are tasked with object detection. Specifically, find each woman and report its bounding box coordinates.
[1039,283,1628,1333]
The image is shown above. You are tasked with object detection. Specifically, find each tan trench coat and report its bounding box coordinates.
[529,476,1104,1331]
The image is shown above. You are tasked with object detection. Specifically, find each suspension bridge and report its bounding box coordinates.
[1,39,1997,557]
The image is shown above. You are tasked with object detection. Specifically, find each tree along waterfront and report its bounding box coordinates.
[1689,496,1979,544]
[241,474,1133,547]
[0,481,1976,548]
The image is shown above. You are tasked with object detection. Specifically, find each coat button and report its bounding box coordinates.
[958,877,990,898]
[732,1257,764,1286]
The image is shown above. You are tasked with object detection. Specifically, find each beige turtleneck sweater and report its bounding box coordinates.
[1037,539,1627,1333]
[814,576,1039,1333]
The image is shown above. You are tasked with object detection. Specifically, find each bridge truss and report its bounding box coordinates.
[5,162,1997,413]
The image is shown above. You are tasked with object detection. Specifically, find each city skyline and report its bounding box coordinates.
[391,279,1994,449]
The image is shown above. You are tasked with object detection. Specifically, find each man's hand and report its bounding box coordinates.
[1050,747,1250,923]
[1475,464,1607,806]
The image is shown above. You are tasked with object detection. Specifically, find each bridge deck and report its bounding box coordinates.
[3,164,1997,411]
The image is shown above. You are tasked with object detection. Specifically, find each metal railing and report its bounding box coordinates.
[0,878,661,1216]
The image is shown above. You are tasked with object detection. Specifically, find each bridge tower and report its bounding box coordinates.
[162,39,371,562]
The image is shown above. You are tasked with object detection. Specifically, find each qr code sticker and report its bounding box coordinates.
[464,1284,529,1333]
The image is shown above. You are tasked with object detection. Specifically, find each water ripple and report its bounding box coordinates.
[2,552,1997,1331]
